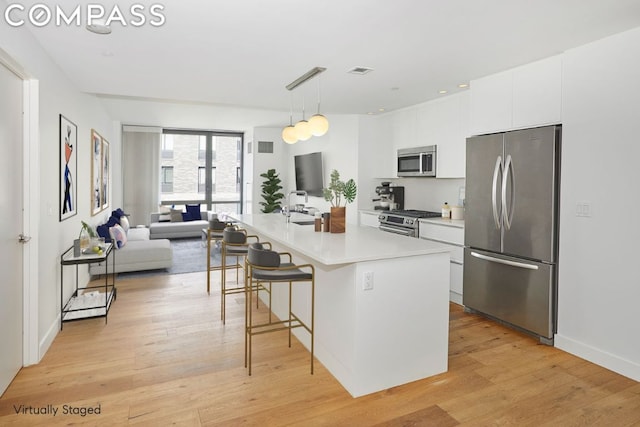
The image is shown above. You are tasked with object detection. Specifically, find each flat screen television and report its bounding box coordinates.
[294,152,324,197]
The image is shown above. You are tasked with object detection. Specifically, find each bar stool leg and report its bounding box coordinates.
[221,245,226,323]
[288,281,293,348]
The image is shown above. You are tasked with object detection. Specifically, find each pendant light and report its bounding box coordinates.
[294,98,312,141]
[282,67,328,143]
[308,76,329,137]
[282,93,298,144]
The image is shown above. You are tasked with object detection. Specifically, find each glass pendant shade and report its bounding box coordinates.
[308,114,329,136]
[282,125,298,144]
[294,120,312,141]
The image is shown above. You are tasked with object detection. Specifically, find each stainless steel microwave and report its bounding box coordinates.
[397,145,436,177]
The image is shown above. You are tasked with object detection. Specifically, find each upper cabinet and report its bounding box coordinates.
[470,55,562,136]
[417,91,469,178]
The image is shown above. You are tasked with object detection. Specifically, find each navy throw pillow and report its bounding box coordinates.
[182,212,193,222]
[96,224,112,243]
[185,204,201,221]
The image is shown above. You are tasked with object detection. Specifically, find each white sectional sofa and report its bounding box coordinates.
[149,212,209,239]
[89,227,172,275]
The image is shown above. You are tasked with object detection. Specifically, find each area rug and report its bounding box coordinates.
[118,237,231,278]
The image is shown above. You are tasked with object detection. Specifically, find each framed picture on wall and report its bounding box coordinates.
[91,129,103,216]
[59,114,77,221]
[101,138,109,211]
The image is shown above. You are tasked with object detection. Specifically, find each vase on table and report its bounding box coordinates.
[330,207,346,233]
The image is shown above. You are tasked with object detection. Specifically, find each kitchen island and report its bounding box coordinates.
[231,213,451,397]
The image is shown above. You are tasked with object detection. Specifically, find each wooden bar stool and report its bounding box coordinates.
[245,242,315,375]
[220,227,262,324]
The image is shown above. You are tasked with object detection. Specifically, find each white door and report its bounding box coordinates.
[0,62,24,395]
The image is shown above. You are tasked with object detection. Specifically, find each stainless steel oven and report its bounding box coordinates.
[397,146,436,177]
[378,210,442,238]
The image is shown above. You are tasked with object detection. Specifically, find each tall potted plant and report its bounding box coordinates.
[259,169,284,213]
[323,169,357,233]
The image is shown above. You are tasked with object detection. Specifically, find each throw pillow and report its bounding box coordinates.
[119,215,130,233]
[158,214,171,222]
[96,224,112,243]
[158,205,171,214]
[109,224,128,249]
[185,204,202,221]
[170,208,183,222]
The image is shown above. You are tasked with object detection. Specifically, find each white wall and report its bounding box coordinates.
[555,27,640,380]
[0,22,115,359]
[252,127,288,214]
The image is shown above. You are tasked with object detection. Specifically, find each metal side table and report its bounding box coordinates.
[60,242,116,329]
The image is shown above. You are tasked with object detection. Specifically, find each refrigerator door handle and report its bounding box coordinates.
[470,251,539,270]
[502,154,515,230]
[491,156,503,229]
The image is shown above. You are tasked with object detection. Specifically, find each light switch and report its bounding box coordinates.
[576,202,592,217]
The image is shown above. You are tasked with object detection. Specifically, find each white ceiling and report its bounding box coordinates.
[13,0,640,115]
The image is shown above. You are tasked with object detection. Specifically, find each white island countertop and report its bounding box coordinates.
[230,213,450,266]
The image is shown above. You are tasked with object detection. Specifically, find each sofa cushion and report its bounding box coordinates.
[127,227,150,241]
[88,238,172,275]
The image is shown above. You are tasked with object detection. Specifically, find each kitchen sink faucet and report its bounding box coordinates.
[285,190,308,223]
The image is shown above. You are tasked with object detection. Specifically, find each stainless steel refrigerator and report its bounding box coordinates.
[463,125,561,344]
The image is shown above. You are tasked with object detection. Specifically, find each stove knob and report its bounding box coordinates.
[407,219,414,225]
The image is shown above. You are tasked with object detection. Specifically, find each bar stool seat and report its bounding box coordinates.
[245,242,315,375]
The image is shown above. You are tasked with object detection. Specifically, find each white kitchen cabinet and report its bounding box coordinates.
[419,219,464,304]
[359,211,380,228]
[415,91,469,178]
[470,55,562,136]
[512,55,562,129]
[469,69,513,135]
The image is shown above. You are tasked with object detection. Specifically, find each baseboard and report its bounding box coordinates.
[39,314,60,362]
[554,333,640,382]
[449,291,462,305]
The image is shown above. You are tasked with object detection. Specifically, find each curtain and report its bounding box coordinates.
[122,125,161,226]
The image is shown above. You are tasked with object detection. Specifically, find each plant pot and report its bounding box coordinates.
[330,207,346,233]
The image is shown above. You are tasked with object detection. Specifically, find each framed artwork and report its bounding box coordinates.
[59,115,77,221]
[101,138,109,210]
[91,129,103,215]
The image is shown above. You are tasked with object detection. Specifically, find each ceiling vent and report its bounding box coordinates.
[348,66,374,75]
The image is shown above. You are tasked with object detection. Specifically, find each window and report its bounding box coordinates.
[160,130,243,214]
[161,136,174,159]
[161,166,173,193]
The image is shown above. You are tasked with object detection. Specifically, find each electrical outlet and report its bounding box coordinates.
[363,271,374,291]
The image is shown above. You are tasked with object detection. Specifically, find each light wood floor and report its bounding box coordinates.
[1,271,639,426]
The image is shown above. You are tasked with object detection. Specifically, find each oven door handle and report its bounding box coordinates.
[379,225,414,237]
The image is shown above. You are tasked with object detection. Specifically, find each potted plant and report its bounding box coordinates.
[323,169,357,233]
[259,169,285,213]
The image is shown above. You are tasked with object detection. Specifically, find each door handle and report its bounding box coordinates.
[502,155,515,230]
[491,156,503,230]
[470,251,538,270]
[18,234,31,243]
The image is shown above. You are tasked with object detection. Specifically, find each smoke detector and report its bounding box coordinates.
[348,66,374,75]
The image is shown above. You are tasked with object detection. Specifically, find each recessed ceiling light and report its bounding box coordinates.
[347,66,374,75]
[391,87,399,91]
[378,108,385,112]
[439,90,448,94]
[458,83,469,88]
[86,20,111,35]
